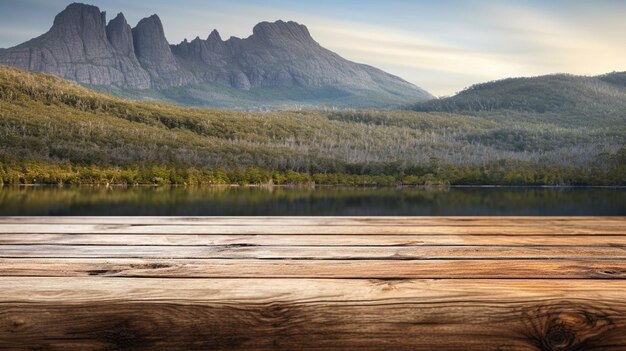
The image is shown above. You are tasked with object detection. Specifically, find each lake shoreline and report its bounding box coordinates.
[1,186,624,216]
[3,184,625,189]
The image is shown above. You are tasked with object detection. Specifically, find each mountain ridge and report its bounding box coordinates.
[0,2,433,108]
[411,72,626,127]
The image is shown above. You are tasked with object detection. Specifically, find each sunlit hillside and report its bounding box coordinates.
[1,65,624,185]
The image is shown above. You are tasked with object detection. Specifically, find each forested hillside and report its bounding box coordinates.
[411,72,626,127]
[1,66,624,185]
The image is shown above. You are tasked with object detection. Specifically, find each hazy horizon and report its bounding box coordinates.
[1,0,624,96]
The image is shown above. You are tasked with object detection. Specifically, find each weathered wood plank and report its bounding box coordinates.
[2,245,626,259]
[1,217,625,349]
[1,258,625,278]
[3,233,626,246]
[1,224,623,234]
[1,278,625,350]
[0,216,623,226]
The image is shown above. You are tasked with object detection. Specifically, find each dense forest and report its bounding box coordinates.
[1,66,624,185]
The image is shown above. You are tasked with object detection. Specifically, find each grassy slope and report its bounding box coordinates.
[0,65,624,185]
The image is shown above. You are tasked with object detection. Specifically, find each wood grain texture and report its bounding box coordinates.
[0,216,625,350]
[1,278,626,350]
[1,223,624,234]
[1,216,624,226]
[1,258,625,278]
[2,244,626,259]
[3,233,626,246]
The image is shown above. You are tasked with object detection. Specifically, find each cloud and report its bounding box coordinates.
[300,2,626,95]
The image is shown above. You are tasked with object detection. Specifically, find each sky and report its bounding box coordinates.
[0,0,625,96]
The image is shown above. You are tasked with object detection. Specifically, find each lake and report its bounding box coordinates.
[0,186,623,216]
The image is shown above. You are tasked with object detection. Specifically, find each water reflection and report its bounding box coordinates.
[0,186,623,216]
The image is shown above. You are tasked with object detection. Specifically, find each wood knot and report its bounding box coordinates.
[545,322,576,350]
[87,269,122,276]
[101,318,148,349]
[263,303,287,318]
[521,301,615,351]
[6,316,26,331]
[258,302,298,326]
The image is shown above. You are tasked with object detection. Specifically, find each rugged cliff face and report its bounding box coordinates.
[106,13,134,56]
[132,15,195,88]
[0,3,151,89]
[0,2,433,107]
[170,20,423,95]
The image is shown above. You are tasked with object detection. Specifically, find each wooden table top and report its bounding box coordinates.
[1,216,625,350]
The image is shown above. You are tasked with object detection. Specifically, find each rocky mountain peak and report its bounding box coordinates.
[252,20,314,45]
[132,15,173,64]
[133,15,166,43]
[52,3,106,31]
[0,2,153,89]
[0,3,433,106]
[106,12,134,56]
[48,2,110,59]
[208,29,222,42]
[132,14,193,87]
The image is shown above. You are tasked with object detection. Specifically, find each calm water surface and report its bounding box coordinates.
[0,186,623,216]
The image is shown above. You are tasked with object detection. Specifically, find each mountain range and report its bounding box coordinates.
[1,2,624,122]
[0,2,433,108]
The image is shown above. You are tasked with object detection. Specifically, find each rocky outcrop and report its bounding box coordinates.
[105,13,151,88]
[132,15,194,88]
[251,20,316,46]
[171,20,427,96]
[0,3,150,89]
[106,13,134,56]
[170,32,227,68]
[0,2,433,107]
